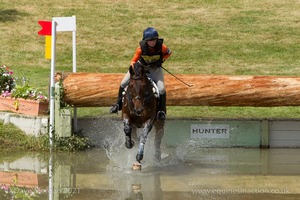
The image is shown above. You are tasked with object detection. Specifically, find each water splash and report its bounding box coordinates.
[87,117,215,170]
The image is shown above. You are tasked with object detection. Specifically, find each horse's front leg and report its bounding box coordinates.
[123,118,134,149]
[136,119,154,163]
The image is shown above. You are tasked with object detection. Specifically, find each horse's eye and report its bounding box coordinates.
[145,92,149,96]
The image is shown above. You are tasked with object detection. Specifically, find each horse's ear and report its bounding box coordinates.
[129,65,134,75]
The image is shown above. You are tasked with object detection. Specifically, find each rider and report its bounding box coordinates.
[110,27,172,120]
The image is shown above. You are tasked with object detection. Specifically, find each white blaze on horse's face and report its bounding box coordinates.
[130,81,145,116]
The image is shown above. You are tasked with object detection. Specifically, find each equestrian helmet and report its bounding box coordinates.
[143,27,159,41]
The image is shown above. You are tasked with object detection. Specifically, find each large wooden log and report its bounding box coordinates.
[62,73,300,107]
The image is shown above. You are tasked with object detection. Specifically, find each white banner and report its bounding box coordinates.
[52,16,76,32]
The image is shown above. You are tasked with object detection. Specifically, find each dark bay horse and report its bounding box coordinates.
[122,62,164,168]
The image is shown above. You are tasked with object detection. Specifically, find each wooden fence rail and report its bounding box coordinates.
[62,73,300,107]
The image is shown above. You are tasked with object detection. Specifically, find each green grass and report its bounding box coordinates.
[2,0,300,119]
[79,106,300,119]
[0,120,90,152]
[0,121,48,152]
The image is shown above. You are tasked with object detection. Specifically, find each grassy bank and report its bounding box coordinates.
[2,0,300,119]
[0,121,48,152]
[0,121,90,151]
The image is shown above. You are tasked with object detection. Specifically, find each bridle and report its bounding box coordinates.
[124,72,155,116]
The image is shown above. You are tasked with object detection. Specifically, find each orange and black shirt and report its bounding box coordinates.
[131,39,172,66]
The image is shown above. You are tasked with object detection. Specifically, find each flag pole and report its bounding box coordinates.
[72,15,78,132]
[49,20,56,148]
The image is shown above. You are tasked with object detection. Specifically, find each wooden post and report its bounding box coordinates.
[62,73,300,107]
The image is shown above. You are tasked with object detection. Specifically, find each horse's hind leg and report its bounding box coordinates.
[136,143,144,163]
[124,119,134,149]
[154,120,165,161]
[136,121,153,163]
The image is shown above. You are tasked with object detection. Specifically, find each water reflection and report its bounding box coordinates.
[0,152,48,199]
[0,147,300,200]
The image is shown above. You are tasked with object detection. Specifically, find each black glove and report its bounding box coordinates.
[151,59,163,68]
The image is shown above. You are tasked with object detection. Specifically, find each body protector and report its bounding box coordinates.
[139,39,163,67]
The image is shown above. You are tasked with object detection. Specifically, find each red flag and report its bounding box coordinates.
[38,21,52,36]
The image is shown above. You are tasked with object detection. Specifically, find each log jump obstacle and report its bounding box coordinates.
[62,73,300,107]
[58,73,300,148]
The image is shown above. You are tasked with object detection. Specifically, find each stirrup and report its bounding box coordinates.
[110,104,119,113]
[157,111,166,121]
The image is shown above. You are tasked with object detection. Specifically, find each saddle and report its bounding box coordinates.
[148,77,160,99]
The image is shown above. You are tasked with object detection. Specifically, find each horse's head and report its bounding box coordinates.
[127,62,149,116]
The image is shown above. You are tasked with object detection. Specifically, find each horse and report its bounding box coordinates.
[122,62,165,169]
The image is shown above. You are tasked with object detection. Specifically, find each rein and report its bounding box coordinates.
[130,76,142,80]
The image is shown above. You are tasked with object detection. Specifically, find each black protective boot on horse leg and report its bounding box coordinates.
[124,121,134,149]
[157,93,166,120]
[110,86,123,113]
[125,135,134,149]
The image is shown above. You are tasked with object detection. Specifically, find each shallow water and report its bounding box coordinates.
[0,145,299,199]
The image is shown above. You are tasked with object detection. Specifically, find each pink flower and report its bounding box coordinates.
[1,91,12,97]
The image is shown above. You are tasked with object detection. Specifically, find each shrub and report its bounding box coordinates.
[0,65,15,96]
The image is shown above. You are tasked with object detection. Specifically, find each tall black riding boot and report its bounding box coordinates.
[110,86,123,113]
[157,93,166,120]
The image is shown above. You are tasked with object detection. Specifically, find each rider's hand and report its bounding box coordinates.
[130,63,135,69]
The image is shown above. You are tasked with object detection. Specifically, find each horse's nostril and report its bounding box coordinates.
[135,108,143,115]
